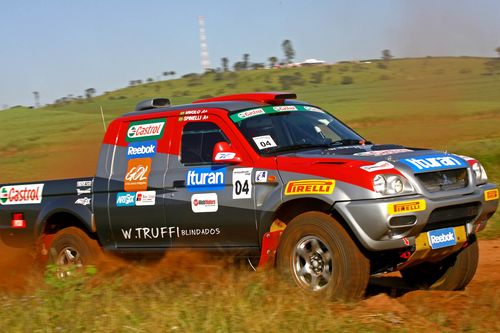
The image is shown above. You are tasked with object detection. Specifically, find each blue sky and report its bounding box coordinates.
[1,0,499,107]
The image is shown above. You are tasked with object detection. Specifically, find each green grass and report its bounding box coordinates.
[1,57,500,331]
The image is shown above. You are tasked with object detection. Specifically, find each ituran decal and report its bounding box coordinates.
[360,161,395,172]
[191,193,218,213]
[401,155,468,172]
[0,184,44,205]
[126,118,166,142]
[186,167,226,191]
[75,197,91,206]
[127,140,157,159]
[233,168,253,199]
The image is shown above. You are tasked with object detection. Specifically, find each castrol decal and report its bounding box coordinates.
[0,184,44,205]
[126,118,166,142]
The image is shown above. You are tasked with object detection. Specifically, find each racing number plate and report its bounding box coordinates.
[427,227,457,249]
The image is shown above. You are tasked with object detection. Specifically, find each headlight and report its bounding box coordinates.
[472,162,488,185]
[373,174,414,195]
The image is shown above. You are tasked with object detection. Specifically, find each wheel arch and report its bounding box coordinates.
[258,198,369,256]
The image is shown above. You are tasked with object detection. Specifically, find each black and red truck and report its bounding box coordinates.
[0,92,498,299]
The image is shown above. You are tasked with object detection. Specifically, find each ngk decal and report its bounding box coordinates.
[124,158,152,192]
[126,118,166,142]
[191,193,218,213]
[0,184,44,205]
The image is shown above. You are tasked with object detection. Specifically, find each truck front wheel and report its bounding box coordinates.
[400,240,479,290]
[48,227,101,277]
[276,212,370,300]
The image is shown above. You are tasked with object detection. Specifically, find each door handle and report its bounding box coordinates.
[173,180,186,187]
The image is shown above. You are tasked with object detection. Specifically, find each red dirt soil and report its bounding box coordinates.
[1,239,499,331]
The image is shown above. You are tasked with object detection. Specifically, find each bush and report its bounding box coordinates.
[340,76,354,85]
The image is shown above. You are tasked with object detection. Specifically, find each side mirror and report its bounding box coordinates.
[212,142,242,164]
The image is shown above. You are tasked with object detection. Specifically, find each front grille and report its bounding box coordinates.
[415,168,468,193]
[422,202,480,232]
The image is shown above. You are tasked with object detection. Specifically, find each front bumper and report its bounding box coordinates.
[334,184,498,251]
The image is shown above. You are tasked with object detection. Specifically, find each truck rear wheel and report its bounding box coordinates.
[48,227,101,278]
[400,240,479,290]
[276,212,369,300]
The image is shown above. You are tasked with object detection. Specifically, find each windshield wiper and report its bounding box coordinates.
[263,139,372,155]
[264,143,334,155]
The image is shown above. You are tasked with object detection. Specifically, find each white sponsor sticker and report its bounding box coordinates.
[0,184,44,205]
[127,121,165,140]
[77,180,92,187]
[214,152,236,161]
[273,106,297,111]
[191,193,218,213]
[237,108,265,119]
[136,191,156,206]
[233,168,253,199]
[354,149,413,156]
[360,161,395,172]
[77,188,91,195]
[255,171,268,183]
[303,106,323,113]
[75,197,91,206]
[252,135,277,150]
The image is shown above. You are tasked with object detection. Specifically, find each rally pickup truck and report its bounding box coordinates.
[0,92,498,300]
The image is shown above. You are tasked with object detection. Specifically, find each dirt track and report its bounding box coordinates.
[1,239,499,331]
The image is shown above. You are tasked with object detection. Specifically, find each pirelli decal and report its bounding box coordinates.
[388,200,426,215]
[284,179,335,195]
[484,189,499,201]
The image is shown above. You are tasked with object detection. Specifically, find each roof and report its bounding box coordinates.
[122,92,306,117]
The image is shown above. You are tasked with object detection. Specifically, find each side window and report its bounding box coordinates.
[181,122,229,165]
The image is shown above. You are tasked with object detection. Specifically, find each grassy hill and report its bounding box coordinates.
[1,56,499,235]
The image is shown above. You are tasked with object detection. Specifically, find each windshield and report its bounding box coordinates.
[230,105,367,155]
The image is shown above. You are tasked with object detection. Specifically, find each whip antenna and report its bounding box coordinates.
[99,104,106,132]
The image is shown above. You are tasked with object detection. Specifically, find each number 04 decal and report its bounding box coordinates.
[252,135,277,150]
[232,168,253,199]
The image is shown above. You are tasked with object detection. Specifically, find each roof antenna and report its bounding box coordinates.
[98,104,106,132]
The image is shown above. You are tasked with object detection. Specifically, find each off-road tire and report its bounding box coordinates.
[401,240,479,290]
[48,227,102,277]
[277,211,370,301]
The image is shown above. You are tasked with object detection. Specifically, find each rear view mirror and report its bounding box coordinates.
[212,142,242,164]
